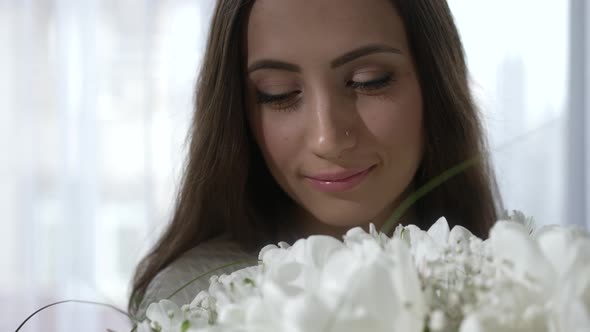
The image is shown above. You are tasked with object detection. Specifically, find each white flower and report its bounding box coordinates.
[144,295,221,332]
[536,225,590,331]
[335,236,424,331]
[183,291,217,326]
[402,217,452,272]
[145,300,186,332]
[135,320,155,332]
[139,214,590,332]
[460,220,590,332]
[196,228,426,332]
[259,235,344,295]
[343,223,389,247]
[208,266,260,306]
[399,217,492,331]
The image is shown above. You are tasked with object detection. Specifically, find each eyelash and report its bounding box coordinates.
[347,74,395,91]
[256,74,395,112]
[256,91,301,112]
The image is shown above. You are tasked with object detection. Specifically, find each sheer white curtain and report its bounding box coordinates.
[1,1,586,331]
[1,0,215,331]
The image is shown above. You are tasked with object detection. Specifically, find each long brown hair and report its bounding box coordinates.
[129,0,500,317]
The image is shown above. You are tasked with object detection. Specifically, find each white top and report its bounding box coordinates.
[136,235,258,319]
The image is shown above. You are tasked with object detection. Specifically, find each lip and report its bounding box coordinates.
[305,165,376,193]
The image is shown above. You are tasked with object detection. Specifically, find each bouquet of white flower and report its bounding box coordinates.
[138,215,590,332]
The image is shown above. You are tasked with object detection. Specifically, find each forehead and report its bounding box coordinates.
[246,0,408,62]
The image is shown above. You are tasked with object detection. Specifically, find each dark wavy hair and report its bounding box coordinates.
[128,0,501,318]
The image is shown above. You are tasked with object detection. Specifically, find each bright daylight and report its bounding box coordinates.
[2,0,588,331]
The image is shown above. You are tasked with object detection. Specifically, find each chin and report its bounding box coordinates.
[291,191,398,235]
[311,207,380,229]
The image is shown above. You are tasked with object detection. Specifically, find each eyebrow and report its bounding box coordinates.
[247,43,403,74]
[247,60,301,74]
[330,44,403,68]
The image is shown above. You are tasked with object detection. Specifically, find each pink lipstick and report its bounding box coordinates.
[305,165,375,193]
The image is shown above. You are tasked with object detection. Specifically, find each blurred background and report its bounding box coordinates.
[0,0,587,331]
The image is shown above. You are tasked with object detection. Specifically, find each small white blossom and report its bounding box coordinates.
[145,300,186,331]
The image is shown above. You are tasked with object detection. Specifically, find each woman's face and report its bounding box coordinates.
[246,0,424,235]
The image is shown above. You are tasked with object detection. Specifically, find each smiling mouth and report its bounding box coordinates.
[305,165,376,193]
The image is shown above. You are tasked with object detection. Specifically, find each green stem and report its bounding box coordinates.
[380,156,479,235]
[14,299,129,332]
[381,115,562,235]
[165,259,259,300]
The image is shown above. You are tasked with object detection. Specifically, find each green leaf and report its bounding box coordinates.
[244,277,256,286]
[181,320,191,332]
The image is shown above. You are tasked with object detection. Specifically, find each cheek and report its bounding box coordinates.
[250,109,306,171]
[359,92,423,149]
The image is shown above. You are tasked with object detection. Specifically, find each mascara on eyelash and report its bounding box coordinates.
[256,91,299,104]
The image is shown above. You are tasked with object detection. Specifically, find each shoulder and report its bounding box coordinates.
[136,235,258,319]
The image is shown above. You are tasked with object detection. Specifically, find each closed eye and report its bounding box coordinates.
[256,90,300,104]
[347,74,395,91]
[256,90,301,112]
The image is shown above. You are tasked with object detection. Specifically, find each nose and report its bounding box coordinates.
[307,88,357,160]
